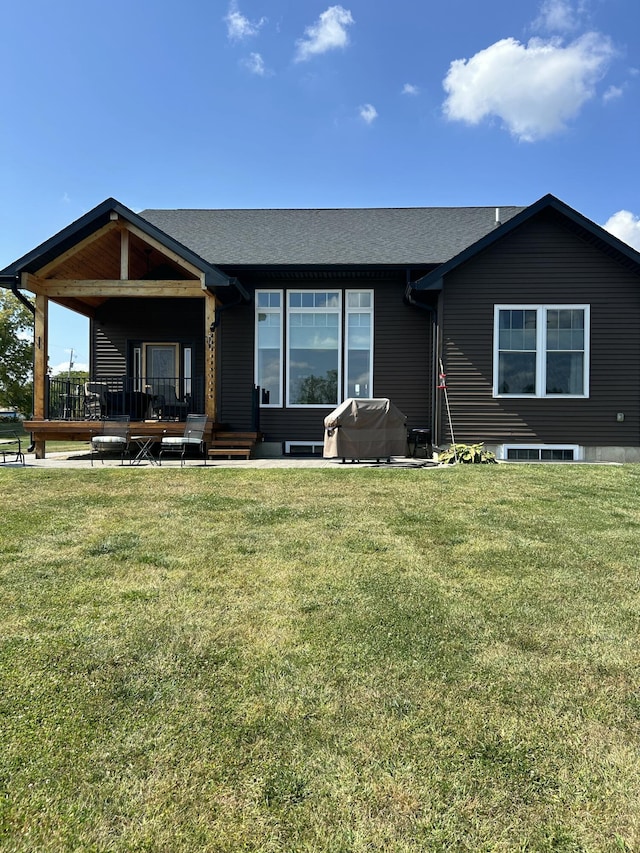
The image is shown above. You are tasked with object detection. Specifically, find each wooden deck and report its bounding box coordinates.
[25,419,218,458]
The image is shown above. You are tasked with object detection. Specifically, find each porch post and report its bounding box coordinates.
[204,292,218,422]
[33,291,49,458]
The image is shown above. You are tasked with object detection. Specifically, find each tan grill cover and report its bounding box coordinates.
[323,398,407,459]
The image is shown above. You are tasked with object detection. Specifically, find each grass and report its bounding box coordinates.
[0,424,89,455]
[1,465,639,852]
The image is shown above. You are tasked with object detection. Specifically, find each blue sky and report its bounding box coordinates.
[2,0,639,374]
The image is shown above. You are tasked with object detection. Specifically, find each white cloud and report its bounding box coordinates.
[225,2,266,41]
[532,0,586,33]
[359,103,378,124]
[442,33,614,141]
[243,52,267,76]
[402,83,419,96]
[603,211,640,251]
[603,84,623,102]
[295,6,354,62]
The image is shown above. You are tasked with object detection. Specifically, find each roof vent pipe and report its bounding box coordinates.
[495,207,501,226]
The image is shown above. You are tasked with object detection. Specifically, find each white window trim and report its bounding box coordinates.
[493,304,590,398]
[255,290,284,408]
[286,291,343,409]
[345,289,374,400]
[497,444,583,462]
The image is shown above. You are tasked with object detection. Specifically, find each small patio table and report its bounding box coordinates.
[130,435,158,466]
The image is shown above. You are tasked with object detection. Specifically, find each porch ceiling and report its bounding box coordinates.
[22,222,206,316]
[44,227,195,282]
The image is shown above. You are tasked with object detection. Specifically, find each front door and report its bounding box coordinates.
[144,343,179,394]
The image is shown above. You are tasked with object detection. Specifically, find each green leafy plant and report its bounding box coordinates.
[439,442,497,464]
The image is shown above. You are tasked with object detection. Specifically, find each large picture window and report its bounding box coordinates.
[288,291,341,406]
[255,289,374,407]
[494,305,589,397]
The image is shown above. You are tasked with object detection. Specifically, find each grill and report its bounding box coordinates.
[323,398,407,462]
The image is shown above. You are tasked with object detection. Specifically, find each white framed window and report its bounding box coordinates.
[345,290,374,399]
[494,305,589,397]
[255,291,283,407]
[287,291,342,407]
[256,289,374,407]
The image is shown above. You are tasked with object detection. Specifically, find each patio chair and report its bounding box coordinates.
[91,416,130,466]
[158,414,208,466]
[84,382,107,419]
[152,383,189,421]
[0,429,25,466]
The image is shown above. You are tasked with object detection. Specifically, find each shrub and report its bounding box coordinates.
[439,442,497,464]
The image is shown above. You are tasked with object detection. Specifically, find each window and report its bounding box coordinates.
[494,305,589,397]
[255,289,374,407]
[288,291,341,406]
[256,291,283,406]
[346,291,373,398]
[498,444,582,462]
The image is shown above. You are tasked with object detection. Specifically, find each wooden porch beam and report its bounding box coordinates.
[204,292,218,421]
[120,228,129,280]
[33,293,48,457]
[25,278,205,298]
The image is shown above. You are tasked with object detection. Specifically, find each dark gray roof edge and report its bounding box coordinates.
[0,197,238,294]
[141,204,523,214]
[412,194,640,291]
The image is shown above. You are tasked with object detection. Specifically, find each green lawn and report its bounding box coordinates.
[1,466,639,852]
[0,424,90,455]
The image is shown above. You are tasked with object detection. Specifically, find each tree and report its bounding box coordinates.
[295,369,338,405]
[0,290,34,416]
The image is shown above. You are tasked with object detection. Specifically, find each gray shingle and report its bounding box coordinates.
[139,206,525,266]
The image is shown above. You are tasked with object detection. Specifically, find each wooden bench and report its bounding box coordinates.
[0,429,26,465]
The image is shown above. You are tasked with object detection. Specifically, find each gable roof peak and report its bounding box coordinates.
[411,192,640,292]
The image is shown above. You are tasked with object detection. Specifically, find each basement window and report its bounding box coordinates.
[284,441,324,456]
[498,444,582,462]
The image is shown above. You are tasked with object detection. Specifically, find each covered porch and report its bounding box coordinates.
[2,199,249,457]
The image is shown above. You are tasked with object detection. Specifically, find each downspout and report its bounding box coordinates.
[0,275,36,316]
[0,275,37,452]
[207,278,249,334]
[404,270,440,446]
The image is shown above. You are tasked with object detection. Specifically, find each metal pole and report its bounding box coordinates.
[438,359,457,463]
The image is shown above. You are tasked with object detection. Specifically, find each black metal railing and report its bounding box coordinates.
[47,376,205,422]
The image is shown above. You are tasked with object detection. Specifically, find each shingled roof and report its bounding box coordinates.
[139,206,525,267]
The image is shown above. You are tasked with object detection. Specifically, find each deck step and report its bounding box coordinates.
[213,432,261,441]
[208,447,254,459]
[207,431,262,460]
